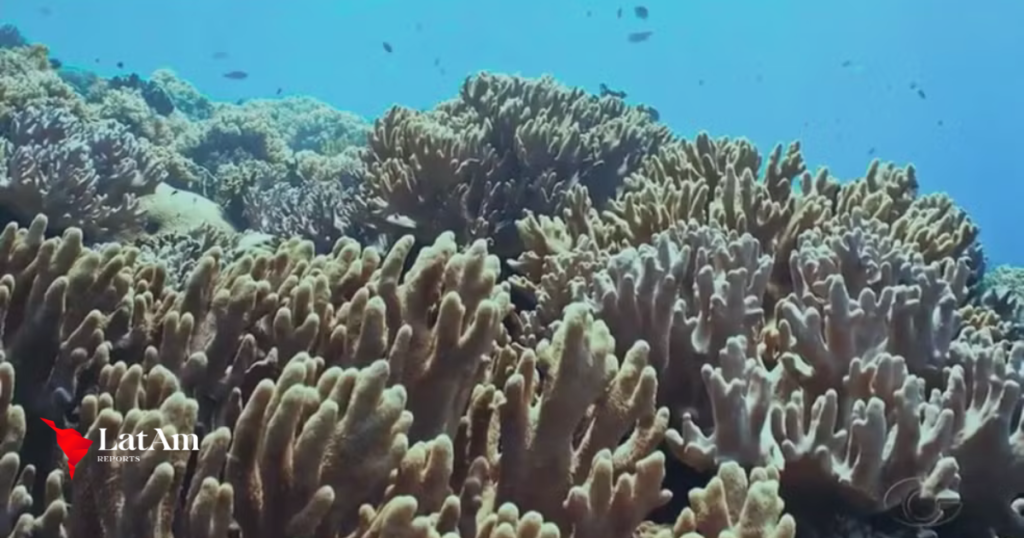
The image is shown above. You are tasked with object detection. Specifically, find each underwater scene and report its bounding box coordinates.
[0,0,1023,537]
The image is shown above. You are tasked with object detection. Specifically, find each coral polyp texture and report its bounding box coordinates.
[0,35,1020,538]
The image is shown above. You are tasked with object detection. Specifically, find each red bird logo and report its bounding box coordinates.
[40,418,93,479]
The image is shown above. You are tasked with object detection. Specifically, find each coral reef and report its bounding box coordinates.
[0,45,85,123]
[0,28,1021,538]
[149,69,214,121]
[0,41,368,242]
[107,73,175,117]
[241,176,358,253]
[354,73,672,252]
[0,104,166,239]
[171,97,369,219]
[976,265,1024,340]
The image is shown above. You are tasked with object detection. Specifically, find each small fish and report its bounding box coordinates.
[909,81,918,90]
[415,22,423,31]
[383,42,393,53]
[599,83,627,99]
[235,98,245,105]
[938,119,944,126]
[617,8,622,18]
[841,60,852,68]
[627,31,653,43]
[917,89,926,99]
[868,147,876,155]
[634,6,648,19]
[116,61,124,69]
[756,74,763,82]
[433,57,441,67]
[48,58,62,69]
[275,88,282,96]
[170,190,178,196]
[223,70,249,80]
[698,79,704,86]
[38,7,52,16]
[94,58,100,63]
[439,68,447,75]
[212,51,229,60]
[586,10,592,17]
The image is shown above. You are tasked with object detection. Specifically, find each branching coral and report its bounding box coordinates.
[1,41,368,247]
[173,98,369,215]
[84,76,193,146]
[0,45,85,123]
[242,178,359,254]
[975,265,1024,340]
[234,96,370,154]
[0,105,166,239]
[0,56,1018,538]
[0,196,994,538]
[149,69,214,121]
[122,223,274,289]
[511,134,981,339]
[355,72,672,250]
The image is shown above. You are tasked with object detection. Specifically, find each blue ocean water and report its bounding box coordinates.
[4,0,1023,264]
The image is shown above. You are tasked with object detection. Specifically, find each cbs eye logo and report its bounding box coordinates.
[883,477,962,528]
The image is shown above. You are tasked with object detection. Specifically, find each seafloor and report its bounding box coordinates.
[0,24,1023,538]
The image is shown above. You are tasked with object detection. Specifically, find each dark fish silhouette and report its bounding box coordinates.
[634,6,648,19]
[938,119,944,126]
[917,89,926,99]
[383,42,393,53]
[587,10,592,17]
[415,23,423,31]
[627,31,653,43]
[212,51,229,60]
[235,98,245,105]
[116,61,124,69]
[434,57,441,67]
[94,58,100,63]
[698,79,705,86]
[275,88,282,96]
[868,147,876,155]
[909,81,918,90]
[49,58,62,69]
[617,8,622,18]
[38,7,52,16]
[841,60,852,67]
[223,70,248,80]
[599,83,627,99]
